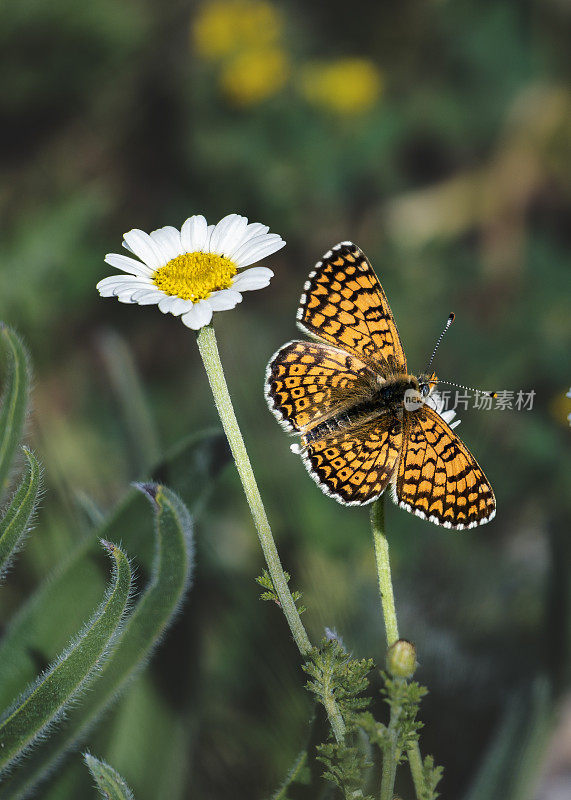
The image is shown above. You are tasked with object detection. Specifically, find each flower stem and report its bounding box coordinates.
[197,324,311,656]
[196,325,346,743]
[370,496,426,799]
[370,497,398,646]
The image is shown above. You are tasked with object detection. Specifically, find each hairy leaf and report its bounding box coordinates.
[0,325,31,500]
[0,448,41,583]
[0,485,193,798]
[0,430,226,710]
[84,753,135,800]
[0,542,132,775]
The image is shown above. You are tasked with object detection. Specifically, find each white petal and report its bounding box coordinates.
[113,283,155,297]
[97,275,152,296]
[226,221,269,259]
[232,234,285,268]
[157,295,194,315]
[104,253,153,277]
[130,289,164,305]
[180,215,208,253]
[169,297,195,316]
[245,222,269,237]
[158,295,178,313]
[231,267,273,292]
[150,226,184,260]
[123,229,166,268]
[113,286,161,304]
[441,409,460,427]
[209,214,248,257]
[207,289,242,311]
[181,301,213,329]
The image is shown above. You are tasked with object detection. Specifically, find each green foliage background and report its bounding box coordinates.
[0,0,570,798]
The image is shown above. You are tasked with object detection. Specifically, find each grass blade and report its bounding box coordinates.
[0,484,193,798]
[0,542,132,775]
[0,325,31,499]
[0,448,41,583]
[84,753,135,800]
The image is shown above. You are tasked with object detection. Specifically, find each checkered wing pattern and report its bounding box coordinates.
[296,242,407,375]
[266,340,374,433]
[301,417,403,505]
[395,406,496,529]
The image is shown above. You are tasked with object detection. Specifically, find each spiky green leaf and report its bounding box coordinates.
[0,448,41,583]
[84,753,135,800]
[0,542,132,774]
[0,325,31,499]
[0,430,226,712]
[0,485,193,799]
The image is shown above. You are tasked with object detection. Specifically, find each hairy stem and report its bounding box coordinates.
[380,742,398,800]
[407,743,426,797]
[371,497,399,646]
[196,324,345,744]
[371,496,426,799]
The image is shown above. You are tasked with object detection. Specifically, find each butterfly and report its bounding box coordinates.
[265,242,496,529]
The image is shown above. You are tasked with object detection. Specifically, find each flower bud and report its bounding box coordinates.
[386,639,417,678]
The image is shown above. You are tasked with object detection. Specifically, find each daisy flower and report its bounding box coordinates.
[97,213,285,330]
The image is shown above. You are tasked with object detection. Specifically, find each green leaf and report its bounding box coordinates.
[0,430,226,711]
[84,753,135,800]
[303,639,373,724]
[0,324,31,499]
[0,542,132,775]
[0,484,193,799]
[0,448,41,583]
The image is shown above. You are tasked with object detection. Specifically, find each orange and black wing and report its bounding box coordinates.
[265,340,374,434]
[394,406,496,529]
[296,242,407,375]
[296,416,403,506]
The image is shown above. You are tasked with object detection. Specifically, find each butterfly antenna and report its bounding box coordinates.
[425,313,455,373]
[436,379,497,398]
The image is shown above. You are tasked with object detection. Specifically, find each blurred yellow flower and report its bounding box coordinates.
[192,0,282,61]
[301,58,383,114]
[220,47,289,106]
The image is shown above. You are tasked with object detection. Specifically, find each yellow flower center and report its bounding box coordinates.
[153,252,237,301]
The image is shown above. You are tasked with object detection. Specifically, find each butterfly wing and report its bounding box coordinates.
[297,242,407,375]
[265,340,375,433]
[297,416,403,505]
[395,406,496,529]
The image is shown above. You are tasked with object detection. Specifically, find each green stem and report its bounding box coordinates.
[407,742,425,798]
[196,324,345,743]
[197,325,311,655]
[370,496,426,799]
[380,743,398,800]
[370,497,399,646]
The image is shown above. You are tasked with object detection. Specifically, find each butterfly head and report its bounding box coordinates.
[417,371,438,399]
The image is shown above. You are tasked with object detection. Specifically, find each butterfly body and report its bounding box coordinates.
[265,242,496,529]
[303,373,422,444]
